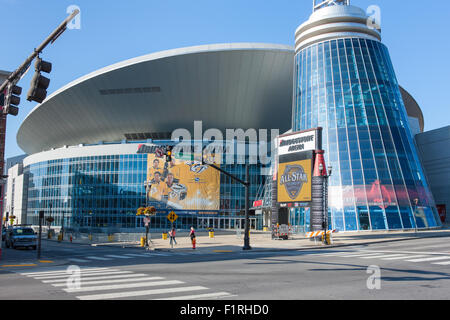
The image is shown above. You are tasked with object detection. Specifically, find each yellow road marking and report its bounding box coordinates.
[213,250,233,253]
[39,260,54,263]
[1,264,37,267]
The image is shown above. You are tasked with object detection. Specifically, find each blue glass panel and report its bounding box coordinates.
[332,207,344,232]
[369,206,386,230]
[398,206,414,229]
[344,207,358,231]
[357,206,371,230]
[385,206,402,229]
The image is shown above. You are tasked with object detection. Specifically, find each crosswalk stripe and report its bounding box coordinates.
[104,255,133,259]
[26,270,118,278]
[42,273,147,283]
[359,254,408,259]
[337,252,383,258]
[406,256,450,262]
[21,267,109,276]
[67,258,90,263]
[153,292,234,300]
[148,252,170,256]
[52,276,165,287]
[65,280,184,293]
[431,260,450,265]
[86,256,113,261]
[33,270,128,280]
[123,254,152,257]
[381,255,427,260]
[77,286,208,300]
[316,251,354,256]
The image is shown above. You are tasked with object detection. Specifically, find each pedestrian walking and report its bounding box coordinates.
[169,227,177,248]
[189,226,196,249]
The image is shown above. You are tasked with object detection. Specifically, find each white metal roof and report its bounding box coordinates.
[17,43,295,154]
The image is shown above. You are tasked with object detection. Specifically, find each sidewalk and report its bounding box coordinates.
[97,226,450,253]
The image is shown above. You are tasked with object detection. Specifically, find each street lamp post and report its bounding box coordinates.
[61,197,68,240]
[319,163,332,244]
[413,198,419,234]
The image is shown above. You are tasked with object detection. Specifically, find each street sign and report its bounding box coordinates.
[167,211,178,223]
[143,216,151,226]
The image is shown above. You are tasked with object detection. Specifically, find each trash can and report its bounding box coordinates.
[57,233,63,242]
[162,233,168,240]
[209,230,214,238]
[263,226,269,232]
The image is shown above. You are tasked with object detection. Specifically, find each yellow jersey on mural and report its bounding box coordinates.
[147,154,220,210]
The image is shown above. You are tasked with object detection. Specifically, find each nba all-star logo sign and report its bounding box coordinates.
[279,164,308,200]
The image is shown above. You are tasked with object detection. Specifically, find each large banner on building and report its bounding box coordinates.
[277,159,312,203]
[146,153,220,211]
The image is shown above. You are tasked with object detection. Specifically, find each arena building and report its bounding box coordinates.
[4,2,445,233]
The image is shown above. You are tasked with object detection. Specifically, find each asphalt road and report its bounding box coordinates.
[0,236,449,300]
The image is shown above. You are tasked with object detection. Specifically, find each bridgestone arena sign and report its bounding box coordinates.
[278,131,317,155]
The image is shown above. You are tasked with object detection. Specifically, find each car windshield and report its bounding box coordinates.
[13,228,35,235]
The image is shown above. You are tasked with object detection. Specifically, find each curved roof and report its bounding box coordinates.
[17,43,425,155]
[399,86,425,133]
[18,43,294,154]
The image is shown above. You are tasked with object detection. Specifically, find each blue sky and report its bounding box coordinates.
[1,0,449,159]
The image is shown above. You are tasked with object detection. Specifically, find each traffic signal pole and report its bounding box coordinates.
[0,9,79,261]
[0,9,79,93]
[202,160,252,250]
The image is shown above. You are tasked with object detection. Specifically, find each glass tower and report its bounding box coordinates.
[292,2,441,231]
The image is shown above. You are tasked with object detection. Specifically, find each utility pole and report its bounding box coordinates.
[0,9,80,261]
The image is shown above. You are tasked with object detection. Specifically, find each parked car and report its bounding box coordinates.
[5,226,37,250]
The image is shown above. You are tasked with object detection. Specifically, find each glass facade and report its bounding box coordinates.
[293,38,441,231]
[24,141,265,231]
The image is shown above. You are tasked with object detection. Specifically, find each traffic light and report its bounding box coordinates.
[165,146,173,162]
[2,84,22,116]
[27,57,52,103]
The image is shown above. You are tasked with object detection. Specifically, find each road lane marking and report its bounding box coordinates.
[42,273,148,283]
[431,260,450,265]
[21,267,110,276]
[1,264,37,268]
[65,280,184,293]
[381,255,427,260]
[123,254,153,257]
[104,255,133,259]
[338,252,385,258]
[359,254,408,259]
[52,276,165,287]
[147,252,171,256]
[85,256,113,261]
[154,292,235,300]
[33,270,128,280]
[76,286,208,300]
[67,258,90,263]
[406,256,450,262]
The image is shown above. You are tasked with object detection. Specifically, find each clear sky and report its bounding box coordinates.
[1,0,449,159]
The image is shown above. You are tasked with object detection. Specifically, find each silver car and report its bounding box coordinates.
[5,227,37,250]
